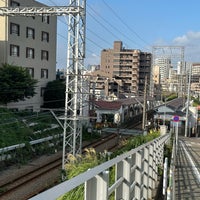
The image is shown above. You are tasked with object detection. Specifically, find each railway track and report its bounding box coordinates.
[0,133,119,200]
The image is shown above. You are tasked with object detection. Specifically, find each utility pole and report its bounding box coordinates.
[185,63,192,137]
[142,76,147,131]
[0,0,86,176]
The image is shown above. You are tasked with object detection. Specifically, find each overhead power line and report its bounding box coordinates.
[101,0,151,49]
[87,3,140,48]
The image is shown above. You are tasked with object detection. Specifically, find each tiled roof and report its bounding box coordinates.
[95,100,122,110]
[94,96,154,110]
[166,97,184,111]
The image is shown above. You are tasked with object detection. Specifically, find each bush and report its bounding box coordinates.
[58,130,161,200]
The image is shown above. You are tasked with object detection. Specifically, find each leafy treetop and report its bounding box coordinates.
[0,63,38,104]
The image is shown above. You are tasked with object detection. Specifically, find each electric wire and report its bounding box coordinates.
[86,3,140,48]
[39,0,141,55]
[101,0,151,50]
[0,0,154,109]
[43,2,103,63]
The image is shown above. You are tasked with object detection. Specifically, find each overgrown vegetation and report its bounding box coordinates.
[58,148,101,200]
[0,108,105,168]
[191,96,200,107]
[58,130,161,200]
[0,108,63,148]
[162,92,178,102]
[42,80,65,108]
[111,129,160,158]
[0,108,33,147]
[0,108,64,168]
[0,63,38,105]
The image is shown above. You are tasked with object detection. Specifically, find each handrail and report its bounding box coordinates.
[167,139,176,200]
[30,133,170,200]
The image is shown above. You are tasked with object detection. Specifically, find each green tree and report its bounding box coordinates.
[0,63,38,104]
[43,80,65,108]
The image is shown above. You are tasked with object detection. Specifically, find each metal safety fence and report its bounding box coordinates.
[30,134,170,200]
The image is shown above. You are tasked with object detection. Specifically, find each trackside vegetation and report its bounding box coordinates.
[0,108,100,168]
[57,130,161,200]
[0,108,64,168]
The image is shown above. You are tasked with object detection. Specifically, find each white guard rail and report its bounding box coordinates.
[30,134,170,200]
[0,134,62,153]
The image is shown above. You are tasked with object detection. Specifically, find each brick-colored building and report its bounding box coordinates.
[100,41,151,95]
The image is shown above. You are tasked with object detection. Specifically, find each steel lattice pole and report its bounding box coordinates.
[62,0,86,175]
[0,0,86,176]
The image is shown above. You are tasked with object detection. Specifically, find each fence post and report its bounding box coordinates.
[115,156,132,200]
[163,157,168,195]
[148,143,154,198]
[134,151,143,199]
[85,170,109,200]
[143,146,150,199]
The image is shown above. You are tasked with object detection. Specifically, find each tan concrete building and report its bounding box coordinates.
[101,41,151,94]
[191,63,200,83]
[0,0,57,110]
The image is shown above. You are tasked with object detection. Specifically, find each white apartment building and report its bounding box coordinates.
[0,0,57,111]
[155,58,171,82]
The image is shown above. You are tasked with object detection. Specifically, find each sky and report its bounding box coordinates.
[37,0,200,69]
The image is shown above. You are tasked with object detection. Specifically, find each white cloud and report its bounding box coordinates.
[85,53,100,67]
[173,31,200,62]
[173,31,200,46]
[91,53,98,57]
[173,35,189,45]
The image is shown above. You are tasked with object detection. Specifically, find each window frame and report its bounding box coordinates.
[10,23,20,36]
[41,69,48,79]
[26,27,35,39]
[41,50,49,61]
[40,87,45,97]
[42,16,50,24]
[10,0,20,7]
[26,47,35,59]
[27,68,34,78]
[10,44,20,57]
[41,31,49,42]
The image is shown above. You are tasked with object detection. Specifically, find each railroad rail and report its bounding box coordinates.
[30,134,170,200]
[0,133,120,200]
[0,157,61,200]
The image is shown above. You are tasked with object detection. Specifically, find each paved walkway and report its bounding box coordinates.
[175,137,200,199]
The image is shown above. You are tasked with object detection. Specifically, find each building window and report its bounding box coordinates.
[27,68,34,78]
[41,69,48,79]
[26,27,35,39]
[41,31,49,42]
[10,1,20,7]
[42,16,49,24]
[26,47,35,59]
[10,45,20,57]
[10,23,20,36]
[41,50,49,60]
[40,87,45,97]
